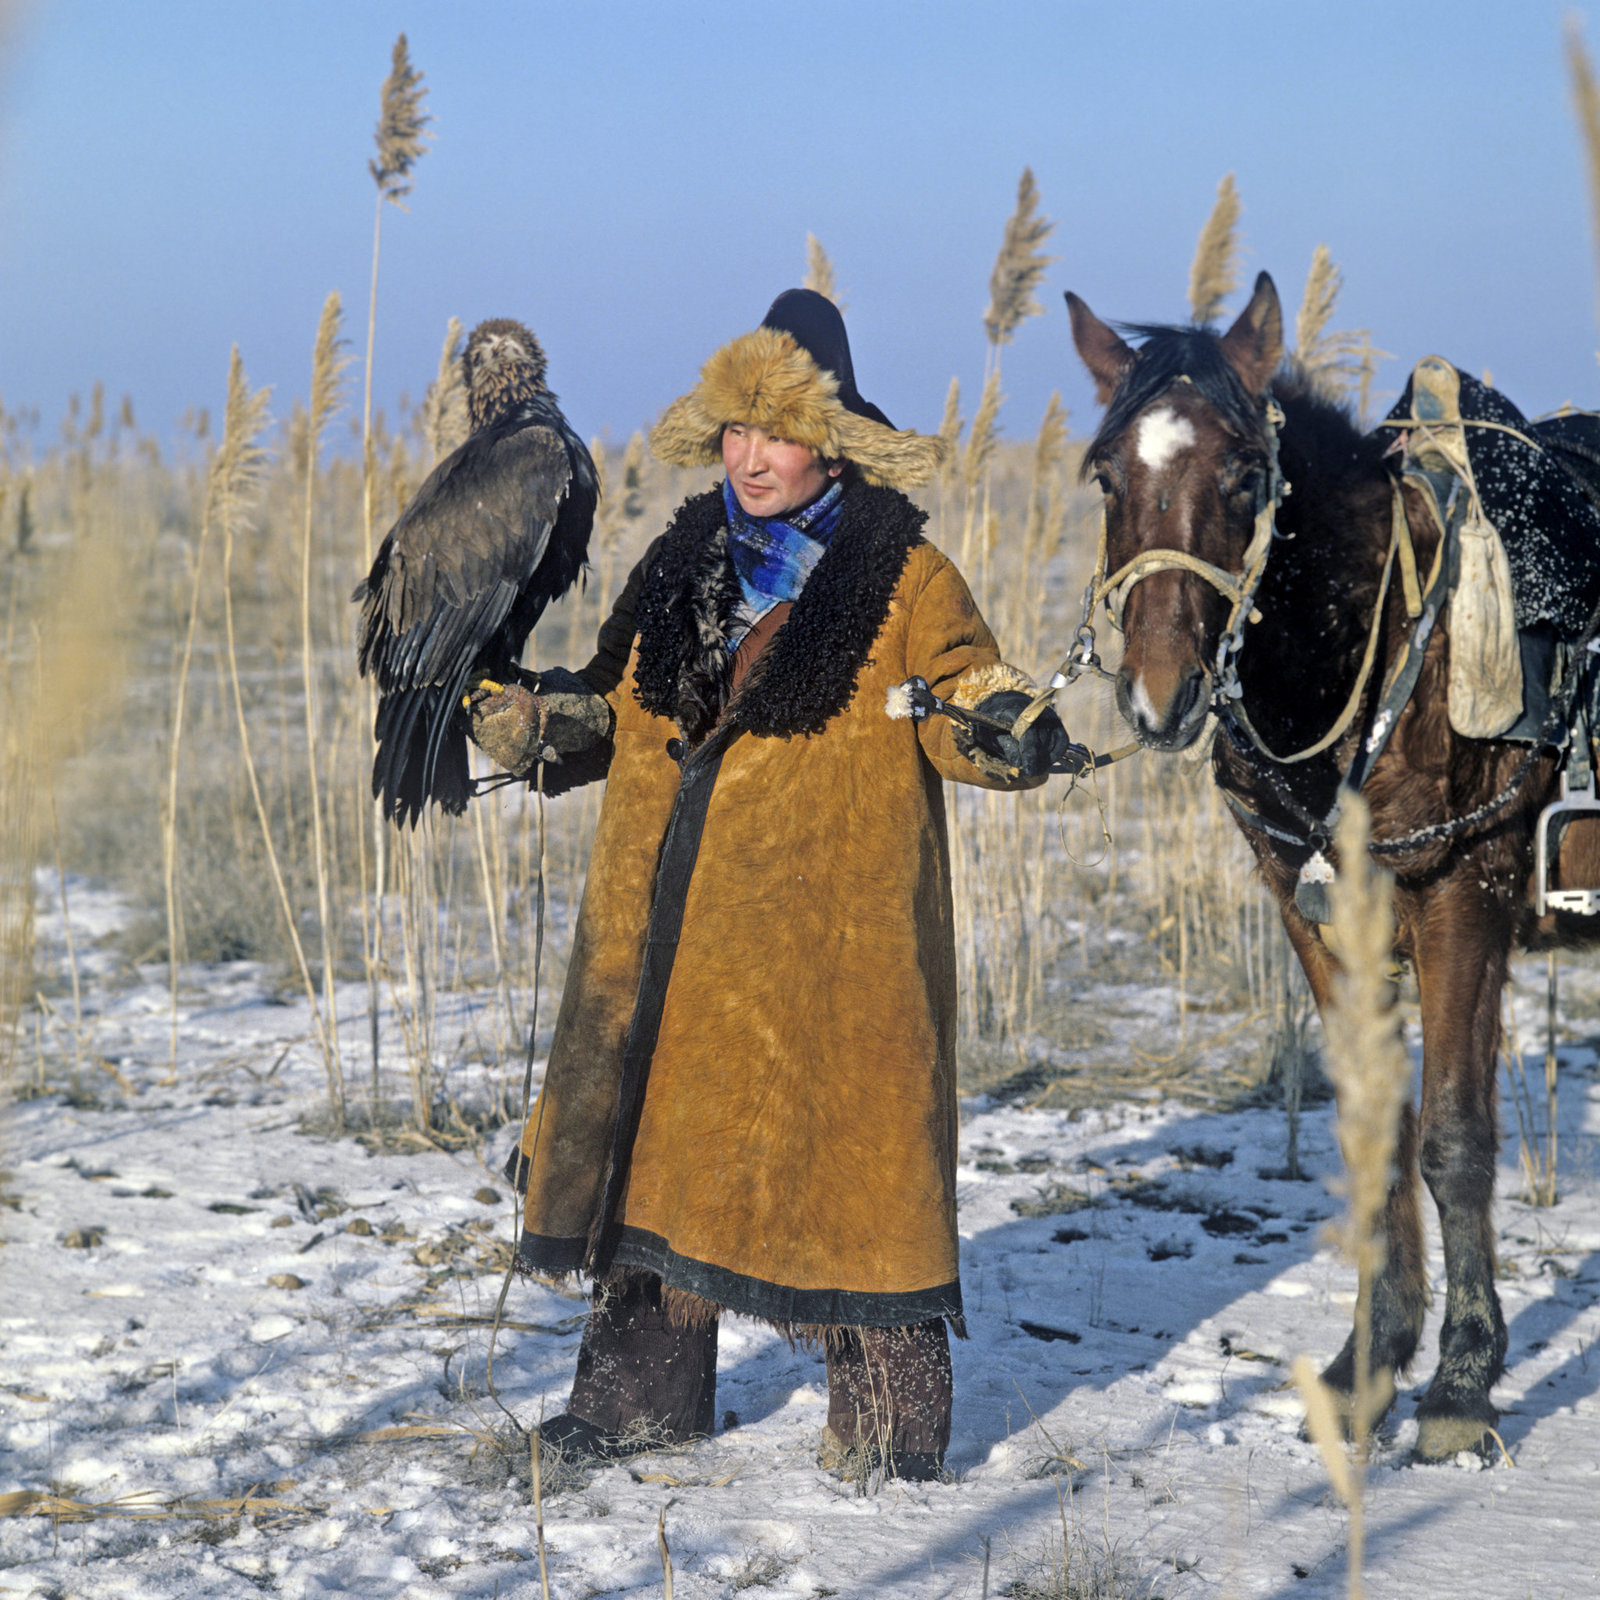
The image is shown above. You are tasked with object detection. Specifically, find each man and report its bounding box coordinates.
[469,289,1077,1481]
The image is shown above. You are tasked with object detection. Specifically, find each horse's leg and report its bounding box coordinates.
[1279,907,1428,1426]
[1410,885,1510,1459]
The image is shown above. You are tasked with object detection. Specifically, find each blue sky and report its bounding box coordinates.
[2,0,1597,453]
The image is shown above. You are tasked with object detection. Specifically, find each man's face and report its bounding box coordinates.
[721,423,841,517]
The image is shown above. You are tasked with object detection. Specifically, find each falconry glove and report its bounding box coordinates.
[466,667,613,778]
[955,691,1089,781]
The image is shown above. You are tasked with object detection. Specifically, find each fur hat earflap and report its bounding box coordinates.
[650,296,943,491]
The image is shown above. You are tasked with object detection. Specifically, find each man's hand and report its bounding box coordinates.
[957,690,1091,779]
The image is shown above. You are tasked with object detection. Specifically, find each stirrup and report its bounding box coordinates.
[1536,764,1600,915]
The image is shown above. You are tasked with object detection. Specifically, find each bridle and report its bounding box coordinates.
[1083,388,1288,714]
[1015,384,1289,740]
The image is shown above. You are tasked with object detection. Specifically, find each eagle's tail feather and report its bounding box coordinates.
[372,685,474,827]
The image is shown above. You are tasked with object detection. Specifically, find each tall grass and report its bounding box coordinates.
[4,171,1309,1131]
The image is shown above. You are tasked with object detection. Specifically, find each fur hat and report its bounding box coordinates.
[649,289,943,490]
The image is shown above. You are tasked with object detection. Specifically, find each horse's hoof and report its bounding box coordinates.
[1413,1413,1496,1462]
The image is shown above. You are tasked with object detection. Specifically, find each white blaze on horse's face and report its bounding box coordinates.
[1135,406,1197,472]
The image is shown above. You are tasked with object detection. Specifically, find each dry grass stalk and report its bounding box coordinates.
[803,233,842,308]
[216,349,343,1123]
[420,317,467,466]
[531,1424,552,1600]
[657,1505,675,1599]
[1188,173,1241,326]
[1567,17,1600,336]
[1294,790,1409,1599]
[0,719,33,1077]
[984,167,1055,351]
[300,292,351,1105]
[1503,977,1558,1206]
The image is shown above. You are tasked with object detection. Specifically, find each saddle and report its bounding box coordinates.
[1383,360,1600,743]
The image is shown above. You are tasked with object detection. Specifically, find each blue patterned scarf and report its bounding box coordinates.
[721,476,844,652]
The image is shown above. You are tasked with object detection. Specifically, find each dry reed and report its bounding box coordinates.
[1294,244,1377,408]
[1188,172,1241,326]
[984,167,1055,353]
[215,347,344,1123]
[1292,792,1409,1600]
[300,292,351,1107]
[1567,16,1600,337]
[420,316,468,466]
[359,34,431,1121]
[803,233,842,307]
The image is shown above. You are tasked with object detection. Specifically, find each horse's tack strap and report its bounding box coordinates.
[1093,547,1263,629]
[1223,478,1429,767]
[1224,524,1400,766]
[1375,415,1547,454]
[1394,481,1423,620]
[1221,788,1312,847]
[1339,496,1455,797]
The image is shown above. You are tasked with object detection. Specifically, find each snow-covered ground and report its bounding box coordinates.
[6,876,1600,1598]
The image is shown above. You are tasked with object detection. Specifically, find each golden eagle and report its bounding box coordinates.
[353,319,597,825]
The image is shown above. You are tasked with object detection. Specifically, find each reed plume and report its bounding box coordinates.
[804,233,842,309]
[1293,791,1409,1600]
[984,167,1054,351]
[963,369,1003,495]
[1569,16,1600,337]
[420,317,467,466]
[937,377,963,490]
[1188,172,1241,326]
[363,32,432,564]
[1294,244,1372,403]
[369,33,432,205]
[1022,391,1068,565]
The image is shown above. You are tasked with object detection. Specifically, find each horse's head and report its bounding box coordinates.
[1069,273,1284,750]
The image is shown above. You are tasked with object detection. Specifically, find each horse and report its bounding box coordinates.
[1066,271,1600,1461]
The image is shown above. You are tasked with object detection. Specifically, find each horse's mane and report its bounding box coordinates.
[1082,323,1374,478]
[1082,325,1266,477]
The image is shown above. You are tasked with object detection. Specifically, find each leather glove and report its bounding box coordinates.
[955,690,1091,780]
[465,667,613,777]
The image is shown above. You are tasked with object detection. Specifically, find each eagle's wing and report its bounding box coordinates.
[355,421,574,694]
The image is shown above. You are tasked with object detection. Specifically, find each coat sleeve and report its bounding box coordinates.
[578,537,661,702]
[503,538,664,796]
[903,549,1048,792]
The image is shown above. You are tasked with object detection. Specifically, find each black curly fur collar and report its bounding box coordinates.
[632,481,926,744]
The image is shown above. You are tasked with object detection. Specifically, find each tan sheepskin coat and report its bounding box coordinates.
[511,481,1039,1330]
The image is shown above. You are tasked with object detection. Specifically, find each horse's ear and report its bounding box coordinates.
[1067,291,1136,403]
[1218,272,1283,396]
